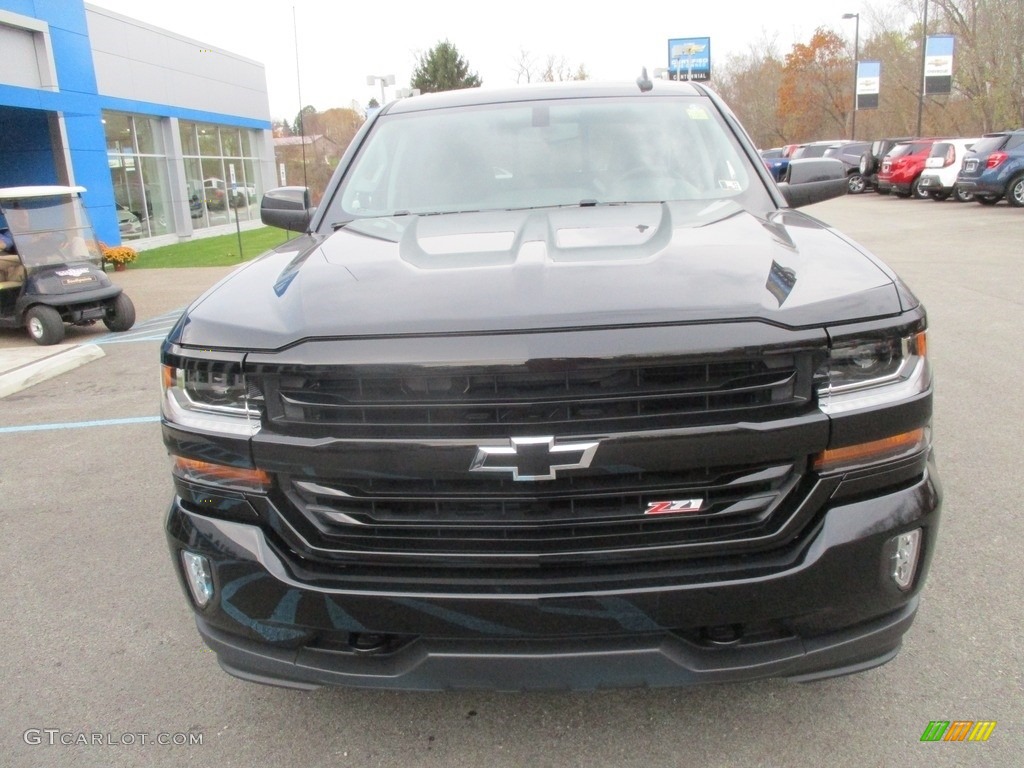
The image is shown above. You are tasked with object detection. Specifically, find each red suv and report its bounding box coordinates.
[877,139,947,198]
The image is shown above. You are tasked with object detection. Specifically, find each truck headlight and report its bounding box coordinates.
[161,363,262,436]
[817,330,929,414]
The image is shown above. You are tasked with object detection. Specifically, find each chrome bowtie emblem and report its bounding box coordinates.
[469,437,599,481]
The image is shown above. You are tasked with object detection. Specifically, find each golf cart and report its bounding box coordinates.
[0,186,135,345]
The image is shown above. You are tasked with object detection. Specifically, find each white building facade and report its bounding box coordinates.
[0,1,275,247]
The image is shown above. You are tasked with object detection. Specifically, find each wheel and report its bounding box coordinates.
[859,151,876,176]
[953,185,974,203]
[103,292,136,332]
[930,191,950,201]
[25,305,65,346]
[910,177,929,200]
[847,173,866,194]
[1006,174,1024,207]
[976,194,1000,205]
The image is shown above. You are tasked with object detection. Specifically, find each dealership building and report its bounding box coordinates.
[0,1,275,247]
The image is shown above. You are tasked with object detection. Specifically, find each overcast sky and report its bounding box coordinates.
[86,0,884,121]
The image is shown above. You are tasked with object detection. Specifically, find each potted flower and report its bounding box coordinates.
[100,242,139,271]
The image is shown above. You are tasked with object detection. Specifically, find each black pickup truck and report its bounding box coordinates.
[161,80,940,691]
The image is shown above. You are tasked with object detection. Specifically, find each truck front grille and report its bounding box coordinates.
[272,461,812,563]
[262,356,808,439]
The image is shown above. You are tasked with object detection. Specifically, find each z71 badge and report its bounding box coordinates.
[645,499,704,515]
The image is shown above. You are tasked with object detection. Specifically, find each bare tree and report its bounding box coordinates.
[928,0,1024,131]
[714,33,786,148]
[512,50,589,83]
[512,48,537,84]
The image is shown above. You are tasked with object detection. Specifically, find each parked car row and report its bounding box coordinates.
[760,140,871,195]
[763,129,1024,206]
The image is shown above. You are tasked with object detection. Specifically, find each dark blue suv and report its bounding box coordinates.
[955,129,1024,206]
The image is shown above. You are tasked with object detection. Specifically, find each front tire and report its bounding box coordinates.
[26,305,65,346]
[1006,174,1024,207]
[911,177,929,200]
[103,292,136,332]
[847,173,866,194]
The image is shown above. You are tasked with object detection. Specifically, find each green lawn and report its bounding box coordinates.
[126,226,297,269]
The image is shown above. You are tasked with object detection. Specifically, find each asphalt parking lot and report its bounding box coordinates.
[1,194,1021,767]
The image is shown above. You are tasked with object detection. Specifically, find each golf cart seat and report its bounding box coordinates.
[0,253,25,288]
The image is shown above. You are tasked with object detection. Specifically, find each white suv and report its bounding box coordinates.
[918,138,980,202]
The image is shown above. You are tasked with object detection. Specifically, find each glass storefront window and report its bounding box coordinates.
[184,157,207,228]
[135,116,165,155]
[105,111,174,241]
[221,128,241,157]
[179,121,199,156]
[197,124,220,157]
[181,123,263,231]
[109,115,264,237]
[139,157,171,237]
[104,113,132,154]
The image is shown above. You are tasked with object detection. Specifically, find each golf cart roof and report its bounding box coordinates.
[0,185,87,200]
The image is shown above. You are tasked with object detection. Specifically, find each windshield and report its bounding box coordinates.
[0,195,101,268]
[331,96,765,221]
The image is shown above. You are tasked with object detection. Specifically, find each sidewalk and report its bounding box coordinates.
[0,266,236,398]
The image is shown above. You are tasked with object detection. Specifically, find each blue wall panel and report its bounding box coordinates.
[0,107,59,187]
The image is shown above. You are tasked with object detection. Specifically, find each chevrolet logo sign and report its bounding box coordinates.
[469,437,599,481]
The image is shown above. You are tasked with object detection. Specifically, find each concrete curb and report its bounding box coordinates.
[0,344,106,399]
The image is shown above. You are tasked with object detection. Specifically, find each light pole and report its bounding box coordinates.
[916,1,929,136]
[366,74,395,105]
[843,12,860,140]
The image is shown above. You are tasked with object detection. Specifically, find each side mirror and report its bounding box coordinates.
[778,158,849,208]
[260,187,315,232]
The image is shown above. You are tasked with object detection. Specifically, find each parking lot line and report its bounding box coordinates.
[0,415,160,434]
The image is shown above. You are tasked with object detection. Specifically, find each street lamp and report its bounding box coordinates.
[366,74,395,105]
[843,12,860,140]
[916,1,929,136]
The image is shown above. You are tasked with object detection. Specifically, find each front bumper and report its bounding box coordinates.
[166,458,941,691]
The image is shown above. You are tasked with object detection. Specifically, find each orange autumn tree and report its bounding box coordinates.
[777,28,852,143]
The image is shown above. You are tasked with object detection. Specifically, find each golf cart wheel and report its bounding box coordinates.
[26,305,65,346]
[103,292,136,332]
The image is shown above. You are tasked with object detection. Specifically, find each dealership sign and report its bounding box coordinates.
[667,37,711,81]
[925,35,954,95]
[856,60,881,110]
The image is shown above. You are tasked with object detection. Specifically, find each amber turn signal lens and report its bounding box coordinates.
[172,456,271,492]
[813,428,926,472]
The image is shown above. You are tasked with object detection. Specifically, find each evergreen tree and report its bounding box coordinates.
[410,40,482,94]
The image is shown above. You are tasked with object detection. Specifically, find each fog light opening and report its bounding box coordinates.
[348,632,392,655]
[703,624,744,647]
[181,550,214,607]
[891,529,921,591]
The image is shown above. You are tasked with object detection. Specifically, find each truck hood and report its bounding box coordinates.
[174,203,901,351]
